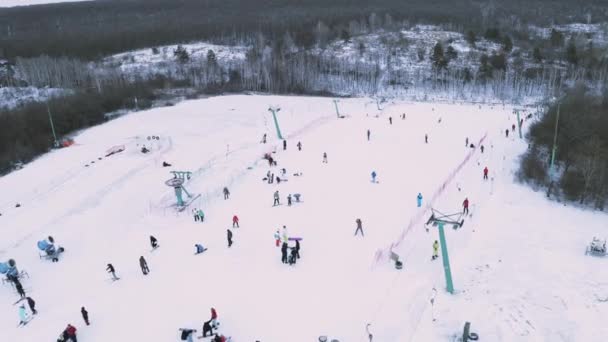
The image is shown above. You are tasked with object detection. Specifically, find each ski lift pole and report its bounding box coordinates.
[46,102,58,147]
[550,104,560,169]
[268,106,283,140]
[333,99,340,118]
[517,110,523,139]
[437,222,454,294]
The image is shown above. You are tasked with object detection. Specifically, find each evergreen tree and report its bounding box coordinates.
[466,30,476,47]
[430,41,448,70]
[533,46,543,63]
[484,28,501,42]
[341,29,350,43]
[489,52,507,71]
[173,45,190,64]
[478,53,493,79]
[206,49,218,66]
[550,29,565,47]
[502,35,513,52]
[566,38,578,65]
[445,45,458,61]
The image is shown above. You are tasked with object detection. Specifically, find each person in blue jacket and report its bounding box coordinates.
[195,244,207,254]
[417,193,423,207]
[371,171,377,183]
[18,304,28,325]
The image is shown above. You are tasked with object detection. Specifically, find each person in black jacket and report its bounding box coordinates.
[106,263,118,280]
[227,229,233,248]
[15,280,26,298]
[81,307,90,325]
[150,235,158,249]
[281,242,288,264]
[139,256,149,275]
[294,240,301,259]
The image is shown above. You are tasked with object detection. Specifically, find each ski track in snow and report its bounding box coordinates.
[1,95,607,342]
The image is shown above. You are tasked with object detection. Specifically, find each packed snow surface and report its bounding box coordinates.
[1,95,606,342]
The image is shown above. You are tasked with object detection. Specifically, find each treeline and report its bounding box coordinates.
[0,78,162,174]
[518,85,608,210]
[0,0,605,60]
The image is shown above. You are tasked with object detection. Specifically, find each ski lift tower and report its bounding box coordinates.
[165,171,199,210]
[426,208,465,294]
[268,106,284,140]
[333,99,341,118]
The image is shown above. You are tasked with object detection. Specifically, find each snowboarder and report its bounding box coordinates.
[223,187,230,200]
[81,307,89,326]
[198,209,205,222]
[150,235,158,249]
[62,324,77,342]
[297,141,302,151]
[281,242,288,264]
[465,137,469,147]
[274,230,280,247]
[267,156,274,167]
[355,218,364,236]
[162,161,172,167]
[389,116,392,125]
[15,280,26,298]
[323,152,328,163]
[512,123,516,132]
[261,133,267,144]
[26,297,36,315]
[232,215,239,228]
[371,171,377,183]
[283,140,287,150]
[289,247,297,265]
[193,208,200,222]
[195,244,207,254]
[367,129,371,141]
[106,263,118,280]
[179,328,197,342]
[273,191,280,206]
[417,193,423,207]
[483,167,489,180]
[287,194,292,206]
[505,129,509,137]
[432,240,439,260]
[139,256,149,275]
[210,307,218,328]
[480,145,484,153]
[425,134,428,144]
[18,304,28,325]
[463,198,469,215]
[227,229,233,248]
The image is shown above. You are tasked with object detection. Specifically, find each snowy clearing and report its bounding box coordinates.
[0,0,91,7]
[0,95,606,342]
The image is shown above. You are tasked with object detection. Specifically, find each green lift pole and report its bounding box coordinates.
[550,104,561,169]
[333,99,341,118]
[517,110,523,139]
[437,222,455,294]
[47,102,58,147]
[268,107,284,140]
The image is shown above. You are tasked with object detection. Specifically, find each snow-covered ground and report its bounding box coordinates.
[0,87,69,110]
[1,94,606,342]
[0,0,90,7]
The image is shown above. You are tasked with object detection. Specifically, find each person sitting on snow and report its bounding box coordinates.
[195,244,207,254]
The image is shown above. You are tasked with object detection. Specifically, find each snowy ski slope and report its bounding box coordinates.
[0,0,90,7]
[0,95,607,342]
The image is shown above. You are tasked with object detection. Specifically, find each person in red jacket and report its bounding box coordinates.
[60,324,77,342]
[210,307,218,328]
[232,215,239,228]
[462,198,469,215]
[483,167,489,180]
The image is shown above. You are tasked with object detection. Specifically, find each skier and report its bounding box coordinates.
[139,256,149,275]
[210,307,218,328]
[417,193,423,207]
[282,225,289,242]
[505,129,509,137]
[425,134,428,144]
[289,247,297,265]
[512,123,516,131]
[274,230,281,247]
[232,215,239,228]
[15,280,26,298]
[366,323,373,342]
[81,307,89,326]
[294,239,301,259]
[198,209,205,222]
[195,244,207,254]
[465,137,469,147]
[150,235,158,249]
[323,152,328,163]
[283,140,287,150]
[389,116,392,125]
[26,296,37,315]
[297,141,302,151]
[483,166,489,180]
[287,194,292,206]
[367,129,371,141]
[62,324,77,342]
[480,145,485,153]
[227,229,233,248]
[355,218,364,236]
[462,198,469,215]
[432,240,439,260]
[18,304,28,325]
[106,263,118,280]
[193,208,200,222]
[202,319,215,337]
[273,190,280,206]
[371,171,377,183]
[281,242,288,264]
[223,187,230,200]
